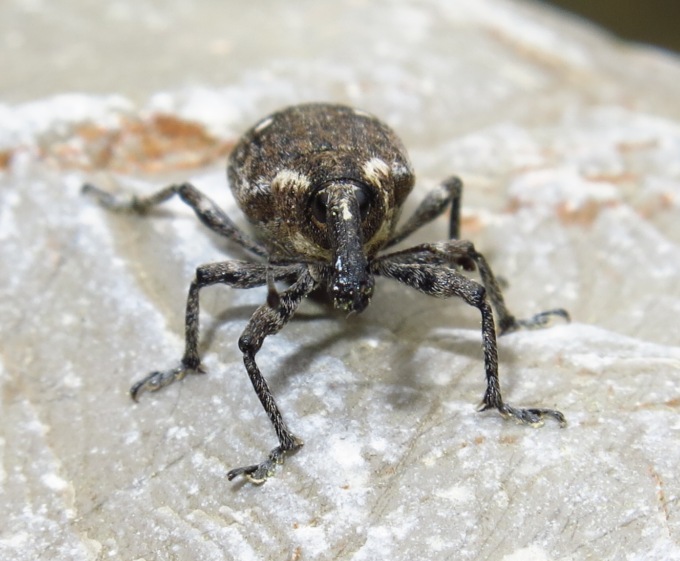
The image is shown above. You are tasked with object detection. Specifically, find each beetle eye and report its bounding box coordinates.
[311,190,329,224]
[356,187,370,219]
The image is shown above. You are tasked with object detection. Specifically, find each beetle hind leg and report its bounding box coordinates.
[455,244,570,335]
[82,181,267,257]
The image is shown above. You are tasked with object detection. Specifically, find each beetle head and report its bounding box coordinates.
[309,180,375,313]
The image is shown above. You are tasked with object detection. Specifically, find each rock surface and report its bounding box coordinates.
[1,1,679,560]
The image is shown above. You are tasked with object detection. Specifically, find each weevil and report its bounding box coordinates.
[83,103,569,483]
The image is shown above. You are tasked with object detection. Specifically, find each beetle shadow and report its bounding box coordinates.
[195,284,519,414]
[131,191,534,417]
[198,300,350,380]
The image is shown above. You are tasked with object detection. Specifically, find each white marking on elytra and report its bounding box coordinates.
[272,169,311,193]
[362,157,391,188]
[254,116,274,133]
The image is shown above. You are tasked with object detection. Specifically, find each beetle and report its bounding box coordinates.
[83,102,569,483]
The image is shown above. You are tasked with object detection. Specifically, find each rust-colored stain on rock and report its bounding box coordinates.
[36,114,235,174]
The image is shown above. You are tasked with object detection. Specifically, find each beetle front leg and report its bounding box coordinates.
[382,241,569,335]
[227,270,318,484]
[130,261,301,400]
[225,351,304,484]
[374,259,566,428]
[475,298,566,427]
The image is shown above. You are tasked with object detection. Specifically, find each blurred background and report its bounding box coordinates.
[541,0,680,53]
[0,0,678,104]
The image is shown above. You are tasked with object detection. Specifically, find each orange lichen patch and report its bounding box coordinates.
[508,196,620,226]
[499,434,519,445]
[460,214,484,234]
[556,199,620,225]
[633,396,680,411]
[505,197,522,215]
[617,139,658,153]
[648,465,671,522]
[583,172,638,185]
[663,396,680,408]
[506,194,620,225]
[0,150,11,170]
[41,113,235,173]
[635,192,676,219]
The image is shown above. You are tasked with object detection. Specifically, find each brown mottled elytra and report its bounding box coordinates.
[83,103,569,484]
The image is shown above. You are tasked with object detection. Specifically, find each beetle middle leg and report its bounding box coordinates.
[373,258,566,427]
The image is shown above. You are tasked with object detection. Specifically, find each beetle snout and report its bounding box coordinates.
[332,271,374,313]
[323,182,375,314]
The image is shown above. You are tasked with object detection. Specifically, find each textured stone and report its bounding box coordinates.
[1,1,679,560]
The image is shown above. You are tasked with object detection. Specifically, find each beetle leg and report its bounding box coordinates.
[130,261,302,400]
[82,182,267,257]
[227,269,318,483]
[386,176,462,247]
[456,244,570,335]
[380,241,569,335]
[373,259,566,427]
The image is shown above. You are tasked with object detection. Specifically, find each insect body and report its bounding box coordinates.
[83,103,569,484]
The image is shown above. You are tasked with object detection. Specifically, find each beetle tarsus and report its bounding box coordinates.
[499,308,571,335]
[482,402,567,428]
[227,438,304,484]
[130,363,205,401]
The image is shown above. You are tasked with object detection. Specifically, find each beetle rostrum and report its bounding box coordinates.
[83,102,570,484]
